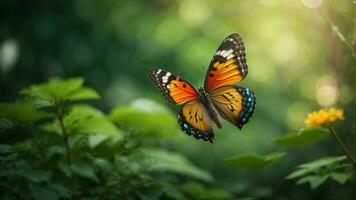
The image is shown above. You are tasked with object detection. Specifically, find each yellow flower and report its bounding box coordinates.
[304,108,344,128]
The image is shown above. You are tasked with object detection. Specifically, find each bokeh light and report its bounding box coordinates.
[0,39,19,73]
[315,75,339,107]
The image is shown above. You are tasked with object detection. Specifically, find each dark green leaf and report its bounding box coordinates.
[71,163,99,182]
[274,128,329,148]
[180,182,231,200]
[223,152,285,169]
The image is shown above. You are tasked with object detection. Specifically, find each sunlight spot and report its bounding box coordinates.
[271,34,299,65]
[299,0,323,9]
[179,0,210,26]
[286,102,310,129]
[0,39,19,73]
[315,75,338,106]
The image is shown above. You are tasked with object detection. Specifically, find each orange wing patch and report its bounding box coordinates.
[204,33,248,91]
[167,79,197,104]
[148,69,198,105]
[210,86,256,129]
[206,59,243,91]
[178,100,215,142]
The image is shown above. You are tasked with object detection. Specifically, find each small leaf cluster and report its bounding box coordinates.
[274,128,355,189]
[0,77,230,200]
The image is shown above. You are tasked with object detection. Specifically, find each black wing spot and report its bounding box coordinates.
[183,84,187,88]
[209,73,214,77]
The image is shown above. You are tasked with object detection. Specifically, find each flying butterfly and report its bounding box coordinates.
[148,33,256,143]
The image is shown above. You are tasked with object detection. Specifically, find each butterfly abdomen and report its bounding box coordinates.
[197,88,222,128]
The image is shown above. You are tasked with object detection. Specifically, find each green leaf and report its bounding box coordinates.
[110,99,179,138]
[88,135,109,148]
[62,105,123,140]
[180,182,232,200]
[296,175,329,189]
[0,118,14,131]
[129,148,214,182]
[67,87,100,101]
[298,156,346,170]
[71,163,99,182]
[287,156,347,180]
[0,101,51,125]
[274,128,329,148]
[20,77,99,107]
[223,152,285,169]
[330,172,353,184]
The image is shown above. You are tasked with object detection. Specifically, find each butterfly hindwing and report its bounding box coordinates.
[148,69,198,105]
[209,86,256,129]
[205,33,248,91]
[178,99,215,142]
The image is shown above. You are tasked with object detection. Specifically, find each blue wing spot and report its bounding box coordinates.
[235,87,256,129]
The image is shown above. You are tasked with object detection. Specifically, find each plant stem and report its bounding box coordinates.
[56,103,71,165]
[329,126,356,168]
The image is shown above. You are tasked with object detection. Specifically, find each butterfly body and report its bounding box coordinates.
[197,87,222,128]
[148,33,256,143]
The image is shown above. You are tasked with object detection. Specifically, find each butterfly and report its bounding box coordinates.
[148,33,256,143]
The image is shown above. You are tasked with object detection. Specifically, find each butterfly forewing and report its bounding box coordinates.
[204,33,248,91]
[148,69,198,105]
[178,99,215,142]
[210,86,256,129]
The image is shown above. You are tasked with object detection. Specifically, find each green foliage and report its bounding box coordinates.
[274,128,329,148]
[0,77,230,200]
[223,152,285,169]
[110,99,179,138]
[0,101,51,125]
[20,77,99,108]
[287,156,354,189]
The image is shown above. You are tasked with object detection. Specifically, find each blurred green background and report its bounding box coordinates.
[1,0,355,199]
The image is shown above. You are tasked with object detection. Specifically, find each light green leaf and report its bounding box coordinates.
[296,175,329,189]
[330,172,353,184]
[287,156,347,180]
[130,148,214,182]
[110,99,179,138]
[223,152,285,169]
[64,105,123,140]
[20,77,99,107]
[298,156,346,170]
[71,163,98,182]
[274,128,329,148]
[88,135,109,148]
[67,87,100,101]
[0,101,51,125]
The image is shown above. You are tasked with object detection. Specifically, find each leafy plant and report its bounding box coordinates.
[223,152,285,169]
[0,77,229,200]
[286,156,353,189]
